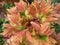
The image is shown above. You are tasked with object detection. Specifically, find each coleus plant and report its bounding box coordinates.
[1,0,60,45]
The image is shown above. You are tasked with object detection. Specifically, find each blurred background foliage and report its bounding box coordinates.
[0,18,9,45]
[0,18,5,45]
[51,0,60,4]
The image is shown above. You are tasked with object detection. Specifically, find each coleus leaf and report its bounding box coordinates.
[0,18,5,25]
[0,18,9,33]
[19,25,25,31]
[38,35,48,41]
[4,2,13,10]
[0,18,5,33]
[0,35,5,45]
[20,12,26,18]
[52,23,60,33]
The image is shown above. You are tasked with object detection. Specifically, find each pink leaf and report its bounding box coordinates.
[31,22,41,31]
[26,31,33,43]
[15,0,27,12]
